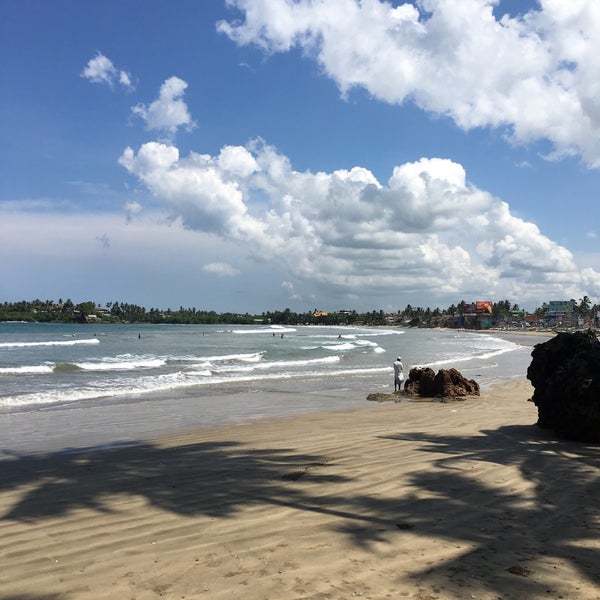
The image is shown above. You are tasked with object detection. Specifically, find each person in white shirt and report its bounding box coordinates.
[393,356,404,392]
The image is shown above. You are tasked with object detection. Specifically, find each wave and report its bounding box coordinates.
[0,363,389,409]
[417,346,515,369]
[74,357,167,371]
[0,338,100,348]
[0,365,54,375]
[213,355,341,374]
[323,342,358,351]
[232,326,297,334]
[176,352,264,363]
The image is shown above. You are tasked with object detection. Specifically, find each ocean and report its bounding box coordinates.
[0,322,541,454]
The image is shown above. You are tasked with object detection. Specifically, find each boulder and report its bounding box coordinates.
[404,367,479,399]
[404,367,436,396]
[526,330,600,442]
[434,368,480,398]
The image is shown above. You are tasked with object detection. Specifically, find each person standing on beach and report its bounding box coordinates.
[393,356,404,392]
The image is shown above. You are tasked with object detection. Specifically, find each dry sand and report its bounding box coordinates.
[1,379,599,600]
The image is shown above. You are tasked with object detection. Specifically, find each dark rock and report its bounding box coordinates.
[526,330,600,442]
[404,367,479,399]
[434,368,480,398]
[404,367,436,396]
[366,392,401,402]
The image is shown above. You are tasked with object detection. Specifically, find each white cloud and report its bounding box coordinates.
[81,52,133,90]
[282,280,302,301]
[131,76,196,139]
[218,0,600,167]
[203,262,240,277]
[118,138,600,307]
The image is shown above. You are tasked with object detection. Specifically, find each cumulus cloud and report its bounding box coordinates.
[218,0,600,167]
[119,138,600,306]
[81,52,134,90]
[132,76,196,139]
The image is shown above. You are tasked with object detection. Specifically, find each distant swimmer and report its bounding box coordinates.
[138,333,141,339]
[393,356,404,392]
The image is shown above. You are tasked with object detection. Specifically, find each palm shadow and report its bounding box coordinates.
[374,424,600,596]
[0,440,346,522]
[2,423,599,598]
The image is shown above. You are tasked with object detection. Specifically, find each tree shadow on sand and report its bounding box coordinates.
[372,424,600,597]
[0,440,346,522]
[1,423,599,598]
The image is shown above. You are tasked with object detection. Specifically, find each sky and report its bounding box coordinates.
[1,0,600,314]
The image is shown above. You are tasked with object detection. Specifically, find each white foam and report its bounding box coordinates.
[0,365,54,375]
[0,338,100,348]
[232,326,297,334]
[75,357,167,371]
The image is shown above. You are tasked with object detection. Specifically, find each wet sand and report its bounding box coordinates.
[1,379,599,599]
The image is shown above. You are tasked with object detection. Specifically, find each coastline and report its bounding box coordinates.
[1,379,598,599]
[0,331,551,457]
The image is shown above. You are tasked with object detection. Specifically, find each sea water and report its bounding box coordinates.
[0,322,541,454]
[1,322,534,413]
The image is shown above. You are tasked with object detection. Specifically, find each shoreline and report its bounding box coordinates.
[2,378,598,599]
[0,374,532,458]
[0,327,554,457]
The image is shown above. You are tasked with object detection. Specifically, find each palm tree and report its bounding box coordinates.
[578,295,591,315]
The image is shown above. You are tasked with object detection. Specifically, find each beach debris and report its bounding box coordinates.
[403,367,480,399]
[527,329,600,442]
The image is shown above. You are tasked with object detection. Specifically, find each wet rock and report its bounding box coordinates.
[366,392,401,402]
[404,367,479,399]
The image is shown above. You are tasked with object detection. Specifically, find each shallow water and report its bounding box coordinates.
[0,323,542,454]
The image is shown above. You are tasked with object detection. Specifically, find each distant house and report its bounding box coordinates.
[314,310,329,318]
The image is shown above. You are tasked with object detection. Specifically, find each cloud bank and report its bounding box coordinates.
[119,137,600,307]
[218,0,600,166]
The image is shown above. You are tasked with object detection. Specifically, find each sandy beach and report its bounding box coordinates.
[1,378,599,600]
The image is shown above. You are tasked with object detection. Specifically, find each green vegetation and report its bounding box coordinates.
[1,297,598,329]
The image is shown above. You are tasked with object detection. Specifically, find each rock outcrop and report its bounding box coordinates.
[526,330,600,442]
[404,367,479,399]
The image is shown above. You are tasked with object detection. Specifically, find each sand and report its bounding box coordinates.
[1,379,599,600]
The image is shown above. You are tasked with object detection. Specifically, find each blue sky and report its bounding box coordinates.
[2,0,599,313]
